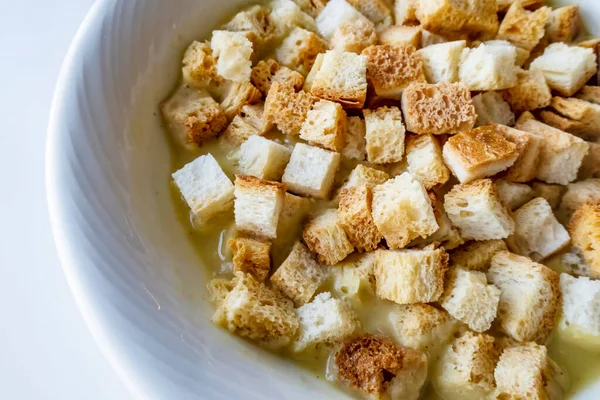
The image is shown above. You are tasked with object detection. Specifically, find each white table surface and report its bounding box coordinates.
[0,1,130,398]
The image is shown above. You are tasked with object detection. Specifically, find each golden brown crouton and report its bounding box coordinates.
[540,96,600,140]
[569,202,600,276]
[276,27,327,76]
[346,0,392,29]
[330,18,377,54]
[546,5,580,44]
[223,5,274,45]
[493,123,542,183]
[405,134,449,189]
[450,240,508,272]
[395,0,418,26]
[532,182,565,209]
[341,164,389,191]
[300,100,346,152]
[303,209,354,265]
[502,69,552,113]
[342,116,367,161]
[416,0,498,38]
[364,106,406,164]
[220,81,262,120]
[378,26,422,49]
[579,142,600,180]
[228,237,271,281]
[497,2,551,52]
[221,103,273,145]
[251,59,305,96]
[182,41,220,88]
[264,82,315,136]
[291,0,327,18]
[338,186,382,252]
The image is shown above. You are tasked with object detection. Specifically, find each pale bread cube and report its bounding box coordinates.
[374,246,448,304]
[272,193,313,267]
[172,154,234,224]
[416,0,498,38]
[558,273,600,351]
[472,91,515,127]
[233,175,286,239]
[251,59,304,96]
[342,116,367,161]
[182,41,219,88]
[488,251,561,343]
[444,179,515,241]
[378,26,422,49]
[559,179,600,222]
[282,143,341,199]
[417,40,466,84]
[330,18,377,54]
[546,5,581,44]
[228,237,271,282]
[269,0,317,38]
[238,136,291,181]
[315,0,370,39]
[346,0,392,29]
[220,81,262,120]
[276,27,327,76]
[329,253,378,300]
[532,182,565,210]
[264,81,314,136]
[300,100,346,152]
[458,43,518,91]
[211,30,253,82]
[493,123,542,183]
[497,2,551,51]
[302,52,324,93]
[291,0,327,18]
[395,0,418,26]
[540,96,600,140]
[364,106,406,164]
[372,173,439,249]
[338,186,382,252]
[223,5,275,45]
[341,164,389,191]
[450,240,507,272]
[502,69,552,113]
[409,193,464,250]
[303,209,354,265]
[222,103,273,145]
[495,179,535,211]
[579,142,600,180]
[441,267,500,332]
[405,134,449,190]
[569,202,600,276]
[483,40,530,67]
[293,292,358,352]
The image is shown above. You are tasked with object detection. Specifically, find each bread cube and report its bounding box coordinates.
[401,82,476,135]
[374,246,448,304]
[270,242,326,306]
[409,192,464,250]
[502,69,552,114]
[172,154,234,223]
[532,182,565,210]
[182,41,219,88]
[329,253,378,300]
[238,136,291,181]
[338,186,382,252]
[310,51,368,109]
[515,114,589,185]
[219,81,262,120]
[264,81,314,136]
[575,85,600,104]
[444,179,515,241]
[530,43,598,97]
[315,0,371,39]
[228,237,271,281]
[458,43,518,91]
[293,292,358,352]
[395,0,418,26]
[497,0,545,12]
[484,40,531,67]
[276,27,327,76]
[362,45,426,99]
[303,209,354,265]
[222,105,269,146]
[378,26,422,49]
[291,0,327,18]
[546,5,581,44]
[569,202,600,275]
[251,59,304,96]
[346,0,392,29]
[488,251,561,342]
[328,334,428,400]
[450,239,507,272]
[493,124,542,183]
[559,179,600,221]
[300,100,346,152]
[161,86,228,149]
[269,0,317,39]
[210,30,253,82]
[272,193,313,266]
[442,126,518,184]
[495,179,535,211]
[416,0,498,38]
[417,40,465,84]
[472,92,515,128]
[372,173,439,249]
[579,142,600,180]
[432,332,499,400]
[342,116,367,161]
[330,18,377,54]
[363,106,406,164]
[213,272,298,348]
[421,29,449,47]
[234,175,285,239]
[341,164,389,191]
[282,142,341,199]
[540,96,600,139]
[497,2,551,52]
[405,134,449,189]
[558,273,600,351]
[223,5,274,45]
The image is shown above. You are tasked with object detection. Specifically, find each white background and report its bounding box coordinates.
[0,1,130,398]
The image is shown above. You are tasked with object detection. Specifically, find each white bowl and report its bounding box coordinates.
[47,0,600,399]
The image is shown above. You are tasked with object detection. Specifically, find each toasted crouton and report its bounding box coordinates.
[410,192,464,250]
[484,40,531,67]
[579,142,600,180]
[282,143,341,199]
[182,41,219,88]
[493,124,542,183]
[222,104,272,145]
[472,92,515,128]
[343,116,367,161]
[264,81,314,136]
[272,193,313,266]
[291,0,327,18]
[530,43,598,97]
[488,251,561,343]
[331,18,377,54]
[328,334,428,400]
[213,272,298,348]
[372,173,439,249]
[569,202,600,275]
[401,82,476,135]
[223,5,274,45]
[497,2,551,52]
[405,134,449,189]
[442,126,518,184]
[329,253,378,299]
[310,51,368,109]
[420,29,450,47]
[251,59,304,96]
[210,30,253,82]
[172,154,234,224]
[546,5,580,44]
[417,40,466,84]
[338,186,382,252]
[303,209,354,265]
[293,292,358,352]
[395,0,418,26]
[228,237,271,281]
[378,26,422,49]
[532,182,565,209]
[450,240,508,272]
[575,85,600,104]
[269,0,317,39]
[374,246,448,304]
[346,0,392,29]
[458,43,518,91]
[300,100,346,152]
[276,27,327,76]
[432,332,499,400]
[315,0,371,39]
[219,81,262,120]
[559,179,600,222]
[540,96,600,140]
[444,179,515,241]
[558,273,600,350]
[238,136,291,181]
[364,106,406,164]
[161,87,228,149]
[502,69,552,114]
[341,164,389,191]
[495,179,535,211]
[208,278,234,307]
[270,241,326,306]
[415,0,498,38]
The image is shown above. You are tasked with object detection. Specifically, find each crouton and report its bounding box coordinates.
[329,253,378,299]
[442,126,518,184]
[558,273,600,350]
[302,52,323,93]
[559,179,600,222]
[546,5,580,44]
[515,114,590,185]
[269,0,317,39]
[378,26,422,49]
[282,142,341,199]
[363,106,406,164]
[444,179,515,241]
[291,0,327,18]
[343,116,367,161]
[410,192,464,250]
[530,43,598,97]
[228,237,271,281]
[569,202,600,276]
[222,104,270,146]
[483,40,531,67]
[502,69,552,113]
[341,164,389,191]
[495,179,535,211]
[488,251,561,342]
[223,5,274,45]
[172,154,234,223]
[417,40,465,84]
[210,30,253,82]
[233,175,285,239]
[161,86,228,149]
[238,136,291,181]
[441,267,500,332]
[300,100,346,152]
[401,82,476,135]
[493,124,542,183]
[315,0,371,39]
[472,92,515,128]
[405,134,449,189]
[213,272,298,348]
[272,193,313,266]
[394,0,418,26]
[496,0,545,12]
[415,0,498,38]
[532,182,565,209]
[331,18,377,54]
[208,278,234,307]
[182,41,219,88]
[310,51,368,109]
[251,59,305,96]
[497,2,551,52]
[458,43,518,91]
[450,240,508,272]
[374,246,448,304]
[432,332,499,400]
[270,241,326,306]
[494,343,568,399]
[328,334,428,400]
[264,81,314,136]
[303,209,354,265]
[346,0,392,29]
[219,81,262,120]
[372,173,439,249]
[338,186,382,252]
[421,29,449,47]
[276,27,327,76]
[575,85,600,104]
[579,142,600,180]
[388,303,458,353]
[240,103,272,135]
[540,96,600,140]
[293,292,358,352]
